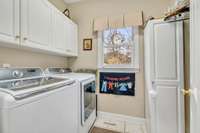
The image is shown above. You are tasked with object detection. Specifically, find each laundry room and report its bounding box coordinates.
[0,0,198,133]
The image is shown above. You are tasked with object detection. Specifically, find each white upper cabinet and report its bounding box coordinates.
[0,0,78,57]
[21,0,52,50]
[0,0,20,45]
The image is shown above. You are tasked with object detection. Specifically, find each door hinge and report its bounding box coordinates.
[181,89,192,96]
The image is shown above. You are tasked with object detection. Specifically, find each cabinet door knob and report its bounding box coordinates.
[23,37,28,40]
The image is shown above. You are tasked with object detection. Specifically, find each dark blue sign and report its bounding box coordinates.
[100,72,135,96]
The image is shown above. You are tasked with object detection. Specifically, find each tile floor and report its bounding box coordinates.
[92,115,147,133]
[91,127,120,133]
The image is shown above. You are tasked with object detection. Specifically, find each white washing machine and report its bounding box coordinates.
[0,68,79,133]
[46,68,97,133]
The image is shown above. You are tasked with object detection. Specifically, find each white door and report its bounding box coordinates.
[0,0,20,44]
[145,20,184,133]
[190,0,200,133]
[21,0,52,50]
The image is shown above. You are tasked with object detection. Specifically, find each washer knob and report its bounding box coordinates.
[13,71,24,78]
[12,81,21,88]
[60,69,65,73]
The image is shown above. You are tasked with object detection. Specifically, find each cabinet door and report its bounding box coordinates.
[68,21,78,56]
[0,0,20,44]
[65,19,72,54]
[21,0,52,50]
[53,8,67,53]
[72,23,78,56]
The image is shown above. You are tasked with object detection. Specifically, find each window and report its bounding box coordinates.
[98,27,139,70]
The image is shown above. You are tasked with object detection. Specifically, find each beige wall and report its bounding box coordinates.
[0,0,68,69]
[67,0,172,117]
[0,46,68,69]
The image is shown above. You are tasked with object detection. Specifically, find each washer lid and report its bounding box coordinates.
[0,77,66,91]
[45,68,95,81]
[0,76,74,100]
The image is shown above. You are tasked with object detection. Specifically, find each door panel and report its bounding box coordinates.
[21,0,52,49]
[154,23,177,80]
[155,85,178,133]
[0,0,19,44]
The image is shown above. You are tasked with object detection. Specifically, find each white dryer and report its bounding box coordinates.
[46,68,97,133]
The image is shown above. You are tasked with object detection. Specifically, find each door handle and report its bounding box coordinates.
[149,90,157,99]
[181,89,191,96]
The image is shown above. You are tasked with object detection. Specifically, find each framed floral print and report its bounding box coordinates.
[83,38,92,51]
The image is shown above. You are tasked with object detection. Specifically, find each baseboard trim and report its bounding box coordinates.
[97,111,146,124]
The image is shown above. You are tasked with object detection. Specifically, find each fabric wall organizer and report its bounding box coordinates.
[99,72,135,96]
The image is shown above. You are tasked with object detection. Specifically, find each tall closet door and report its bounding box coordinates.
[21,0,52,50]
[0,0,20,44]
[148,20,184,133]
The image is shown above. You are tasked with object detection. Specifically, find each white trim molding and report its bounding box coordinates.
[95,111,147,133]
[190,0,200,133]
[97,111,146,124]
